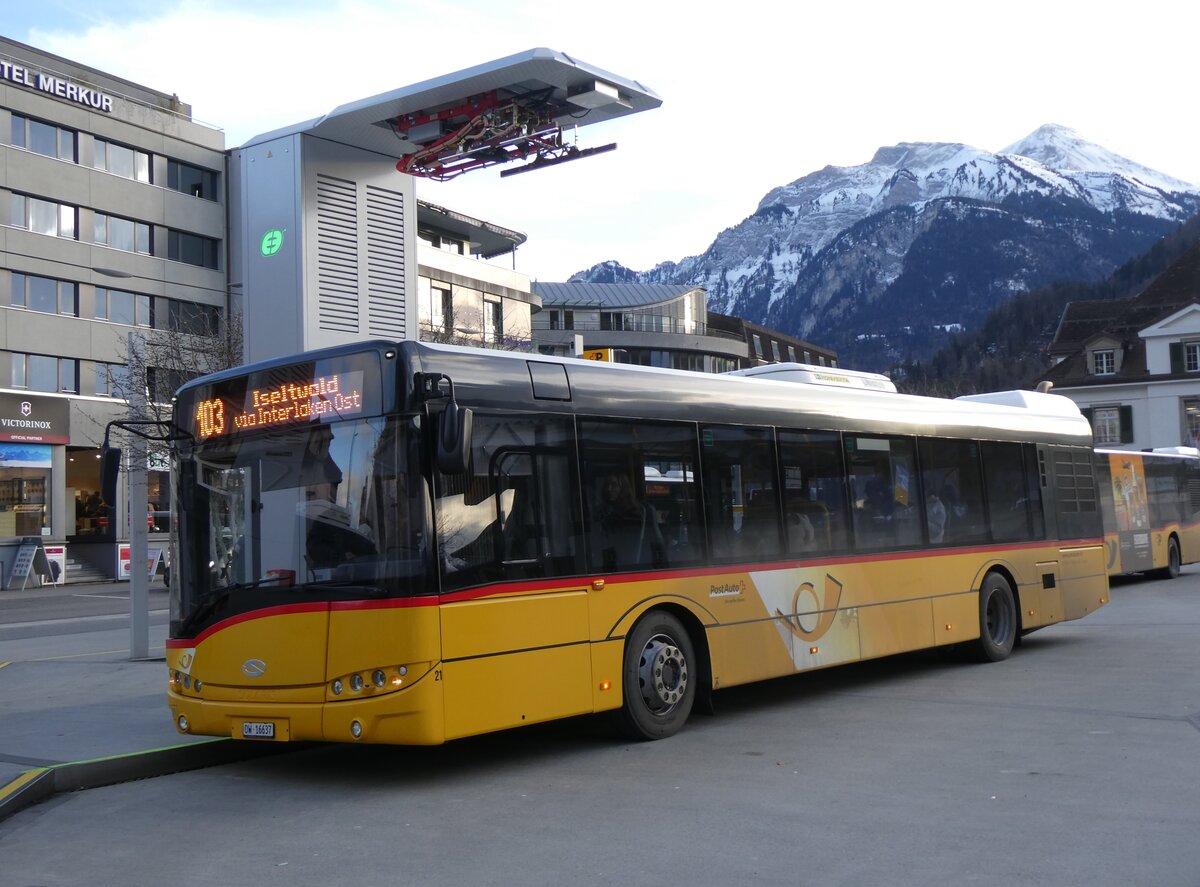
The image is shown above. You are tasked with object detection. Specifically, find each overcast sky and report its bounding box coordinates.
[8,0,1200,282]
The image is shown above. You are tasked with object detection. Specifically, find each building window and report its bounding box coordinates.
[10,194,76,239]
[148,366,189,403]
[1092,349,1115,375]
[92,139,151,183]
[95,288,152,327]
[1184,399,1200,447]
[94,213,151,254]
[167,229,219,269]
[484,299,502,344]
[771,340,782,362]
[1186,343,1200,373]
[10,114,75,161]
[95,362,131,397]
[167,159,218,200]
[167,300,220,336]
[1088,405,1132,445]
[540,308,573,331]
[602,312,629,331]
[418,230,466,255]
[787,345,797,362]
[12,352,78,393]
[441,285,453,333]
[11,272,77,316]
[752,334,764,360]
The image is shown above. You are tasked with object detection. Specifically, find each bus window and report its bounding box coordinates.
[435,413,582,590]
[1024,443,1046,539]
[1187,460,1200,522]
[845,435,921,551]
[699,425,781,563]
[579,419,704,572]
[1146,458,1184,528]
[778,429,850,555]
[917,438,987,546]
[981,441,1036,542]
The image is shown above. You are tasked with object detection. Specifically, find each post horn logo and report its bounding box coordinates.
[776,574,844,641]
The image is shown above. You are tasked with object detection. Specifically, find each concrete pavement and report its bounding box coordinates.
[0,579,288,820]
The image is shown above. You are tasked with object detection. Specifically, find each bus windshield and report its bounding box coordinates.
[171,416,431,635]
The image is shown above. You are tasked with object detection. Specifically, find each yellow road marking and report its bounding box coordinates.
[0,768,49,805]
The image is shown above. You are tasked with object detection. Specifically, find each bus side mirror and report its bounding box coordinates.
[436,402,473,475]
[100,446,122,507]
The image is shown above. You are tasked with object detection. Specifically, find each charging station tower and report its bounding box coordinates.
[229,48,661,364]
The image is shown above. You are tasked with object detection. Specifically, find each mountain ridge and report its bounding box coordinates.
[570,124,1200,370]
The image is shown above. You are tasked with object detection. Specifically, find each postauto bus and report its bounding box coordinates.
[158,341,1109,745]
[1095,447,1200,579]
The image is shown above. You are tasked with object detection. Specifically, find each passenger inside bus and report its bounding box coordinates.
[926,489,947,543]
[594,472,666,571]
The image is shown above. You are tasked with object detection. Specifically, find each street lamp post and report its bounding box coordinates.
[127,332,150,660]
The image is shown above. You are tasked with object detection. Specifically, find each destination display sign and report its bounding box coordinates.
[179,353,383,442]
[193,372,365,440]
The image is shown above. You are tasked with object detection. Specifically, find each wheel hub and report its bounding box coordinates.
[638,635,689,714]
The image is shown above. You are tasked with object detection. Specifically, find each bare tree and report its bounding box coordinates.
[418,320,532,352]
[102,312,244,451]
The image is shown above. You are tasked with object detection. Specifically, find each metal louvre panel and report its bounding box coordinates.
[316,173,360,332]
[366,185,406,338]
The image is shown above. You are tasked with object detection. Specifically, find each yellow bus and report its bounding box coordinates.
[155,342,1109,745]
[1096,447,1200,579]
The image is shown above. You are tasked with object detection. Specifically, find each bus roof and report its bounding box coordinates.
[410,342,1093,447]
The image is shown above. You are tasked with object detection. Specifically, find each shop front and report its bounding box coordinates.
[0,392,68,586]
[0,392,170,585]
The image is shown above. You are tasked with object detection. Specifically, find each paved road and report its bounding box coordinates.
[1,571,1198,886]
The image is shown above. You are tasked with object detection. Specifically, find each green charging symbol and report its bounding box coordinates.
[261,229,284,256]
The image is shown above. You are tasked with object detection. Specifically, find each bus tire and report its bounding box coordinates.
[974,572,1017,663]
[619,611,696,741]
[1154,537,1181,580]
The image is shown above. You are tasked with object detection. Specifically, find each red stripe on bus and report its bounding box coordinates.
[168,536,1103,643]
[166,601,331,647]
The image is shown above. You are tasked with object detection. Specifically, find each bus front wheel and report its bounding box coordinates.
[974,573,1017,663]
[619,612,696,741]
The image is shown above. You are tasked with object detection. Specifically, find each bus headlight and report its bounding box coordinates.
[327,662,429,699]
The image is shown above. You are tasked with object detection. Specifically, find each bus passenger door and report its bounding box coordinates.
[433,415,594,739]
[439,587,593,740]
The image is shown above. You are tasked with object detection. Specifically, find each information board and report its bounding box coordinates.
[6,537,53,589]
[118,544,162,580]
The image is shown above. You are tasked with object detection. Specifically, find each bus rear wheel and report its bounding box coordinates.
[1153,537,1181,580]
[619,612,696,741]
[974,572,1017,662]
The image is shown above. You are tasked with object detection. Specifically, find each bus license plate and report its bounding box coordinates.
[242,721,275,739]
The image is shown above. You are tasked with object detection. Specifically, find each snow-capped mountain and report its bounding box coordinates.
[572,124,1200,370]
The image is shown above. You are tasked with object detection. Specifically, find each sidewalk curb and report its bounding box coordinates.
[0,738,305,823]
